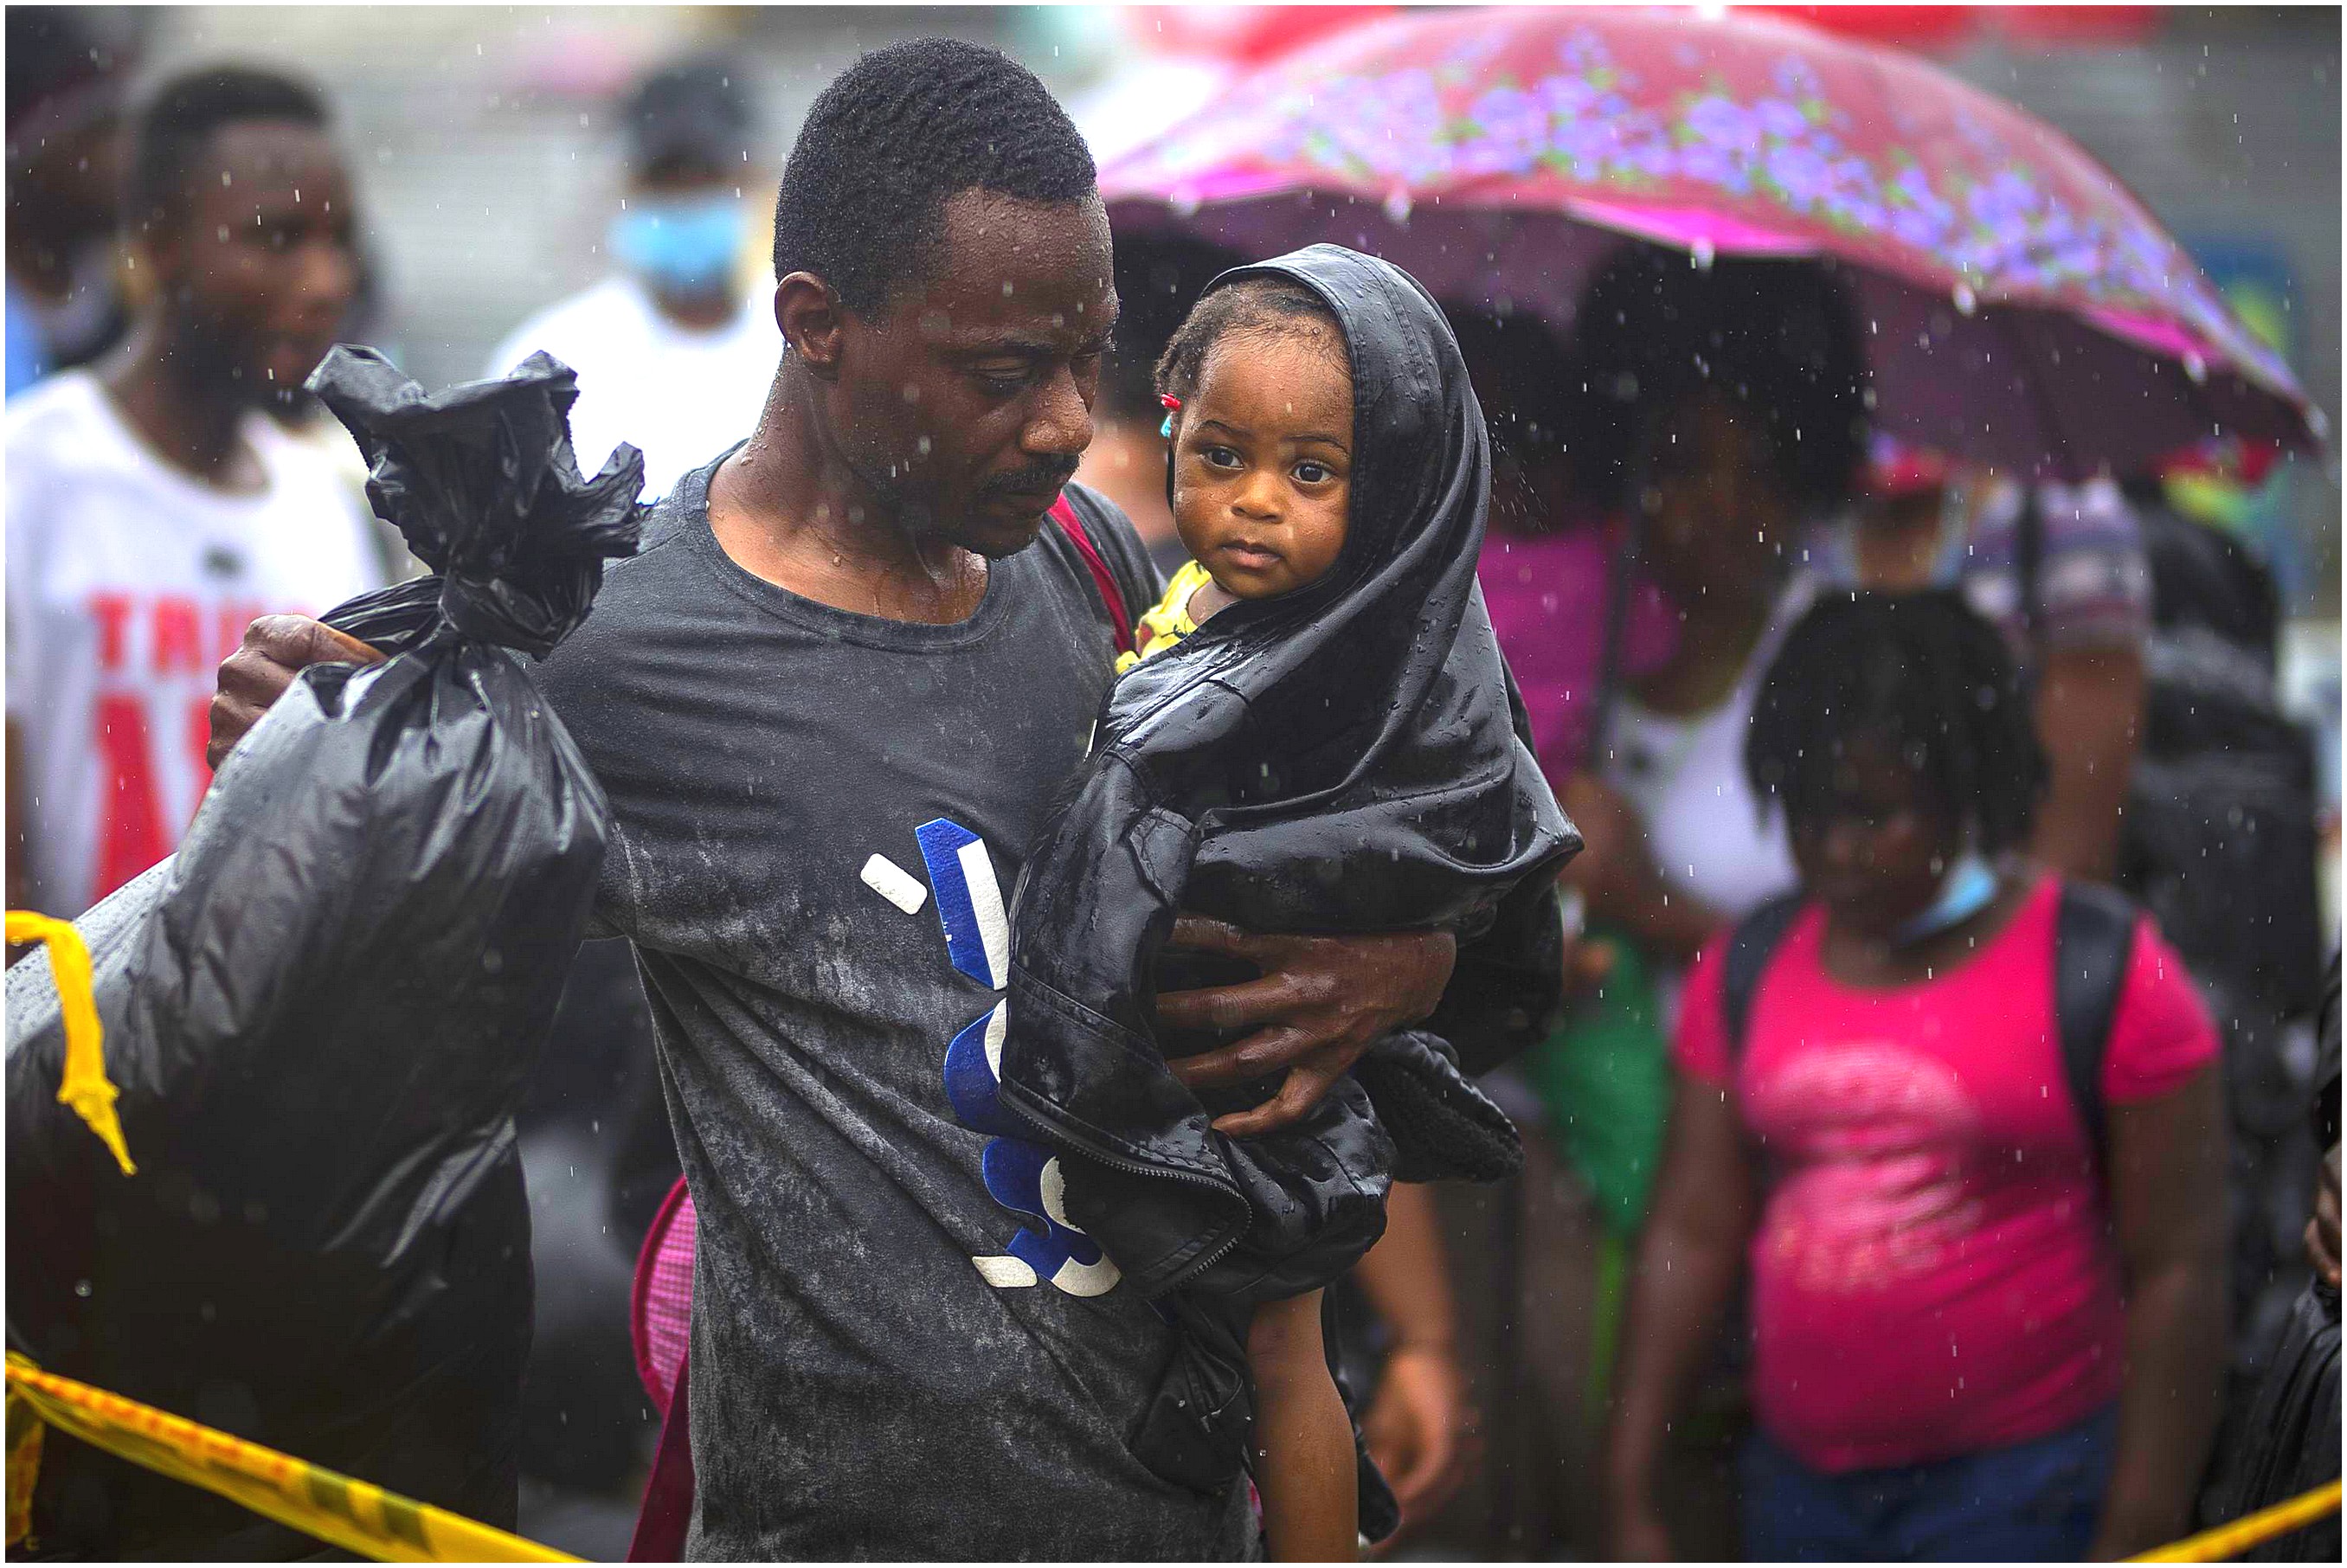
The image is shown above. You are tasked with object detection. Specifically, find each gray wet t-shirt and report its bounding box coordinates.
[530,459,1254,1560]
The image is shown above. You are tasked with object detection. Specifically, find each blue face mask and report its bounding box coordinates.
[609,192,746,297]
[1892,847,1999,947]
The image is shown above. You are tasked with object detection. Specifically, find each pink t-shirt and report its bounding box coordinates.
[1477,525,1676,783]
[1675,877,2218,1473]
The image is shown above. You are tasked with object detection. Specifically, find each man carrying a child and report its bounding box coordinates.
[206,40,1558,1561]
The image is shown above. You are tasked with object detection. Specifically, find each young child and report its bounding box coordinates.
[1136,266,1368,1563]
[1605,591,2227,1562]
[1000,246,1578,1560]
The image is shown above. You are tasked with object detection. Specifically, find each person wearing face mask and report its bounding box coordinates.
[484,55,780,500]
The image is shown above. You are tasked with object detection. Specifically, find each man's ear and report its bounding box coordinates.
[123,209,186,308]
[777,272,846,382]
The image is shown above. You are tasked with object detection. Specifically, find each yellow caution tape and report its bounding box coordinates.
[5,910,133,1175]
[4,1363,42,1549]
[3,1355,576,1562]
[2130,1478,2342,1562]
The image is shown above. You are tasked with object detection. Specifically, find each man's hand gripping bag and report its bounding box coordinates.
[5,349,640,1558]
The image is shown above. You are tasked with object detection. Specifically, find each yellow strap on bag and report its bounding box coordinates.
[5,910,133,1175]
[2129,1478,2343,1562]
[3,1355,576,1562]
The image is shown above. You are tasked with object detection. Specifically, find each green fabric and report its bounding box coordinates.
[1585,1228,1628,1434]
[1527,927,1672,1237]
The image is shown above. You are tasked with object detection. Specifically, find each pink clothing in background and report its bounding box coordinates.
[1477,526,1677,784]
[1675,877,2218,1474]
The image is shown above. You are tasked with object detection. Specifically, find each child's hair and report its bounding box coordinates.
[1153,276,1347,408]
[1746,590,2046,853]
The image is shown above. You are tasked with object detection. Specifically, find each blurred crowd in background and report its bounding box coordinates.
[6,4,2339,1560]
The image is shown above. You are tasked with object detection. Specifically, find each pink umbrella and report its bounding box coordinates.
[1102,4,2324,479]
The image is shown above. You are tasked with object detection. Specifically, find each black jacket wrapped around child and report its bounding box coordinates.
[999,245,1580,1529]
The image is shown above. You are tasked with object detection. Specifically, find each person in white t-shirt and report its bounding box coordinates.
[5,66,383,919]
[484,58,780,499]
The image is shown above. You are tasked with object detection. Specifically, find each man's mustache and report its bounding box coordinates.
[979,459,1082,499]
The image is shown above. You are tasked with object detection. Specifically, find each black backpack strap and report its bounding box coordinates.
[2053,882,2138,1173]
[2014,480,2048,686]
[1724,892,1809,1069]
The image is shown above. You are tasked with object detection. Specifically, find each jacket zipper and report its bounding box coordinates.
[997,1081,1253,1288]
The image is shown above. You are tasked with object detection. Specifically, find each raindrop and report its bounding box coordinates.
[1691,238,1715,271]
[1952,284,1977,317]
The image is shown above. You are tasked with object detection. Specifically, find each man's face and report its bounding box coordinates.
[154,119,357,407]
[827,190,1116,558]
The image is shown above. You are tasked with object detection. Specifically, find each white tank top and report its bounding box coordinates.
[1600,574,1818,923]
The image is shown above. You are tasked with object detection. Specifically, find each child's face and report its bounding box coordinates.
[1787,737,1964,937]
[1170,324,1353,600]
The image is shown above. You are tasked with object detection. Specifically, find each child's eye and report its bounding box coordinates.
[1200,445,1243,470]
[1293,460,1334,485]
[973,367,1030,396]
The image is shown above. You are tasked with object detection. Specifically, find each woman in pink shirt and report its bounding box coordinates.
[1604,591,2228,1561]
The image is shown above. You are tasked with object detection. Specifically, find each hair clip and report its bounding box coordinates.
[1159,394,1181,439]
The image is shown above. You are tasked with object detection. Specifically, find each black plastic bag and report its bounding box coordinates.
[5,348,640,1558]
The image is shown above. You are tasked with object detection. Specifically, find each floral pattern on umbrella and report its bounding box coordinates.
[1107,11,2299,405]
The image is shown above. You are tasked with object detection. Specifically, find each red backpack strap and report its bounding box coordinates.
[1050,493,1135,658]
[627,1360,693,1562]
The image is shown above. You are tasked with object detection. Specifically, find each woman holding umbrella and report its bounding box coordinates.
[1552,245,1868,966]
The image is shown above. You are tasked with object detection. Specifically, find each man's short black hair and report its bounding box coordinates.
[772,38,1096,317]
[125,64,329,234]
[1747,589,2046,854]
